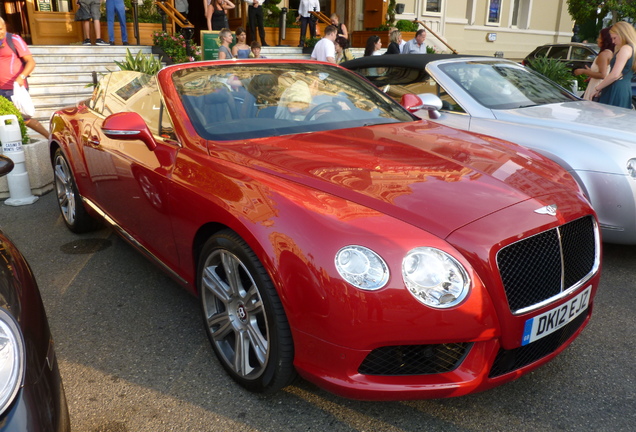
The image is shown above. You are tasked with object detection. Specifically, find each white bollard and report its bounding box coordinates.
[0,115,38,206]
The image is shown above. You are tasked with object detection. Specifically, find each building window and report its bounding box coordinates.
[487,0,502,25]
[425,0,442,13]
[511,0,531,29]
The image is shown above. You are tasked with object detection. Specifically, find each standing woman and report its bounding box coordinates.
[207,0,235,31]
[334,36,354,64]
[232,27,251,58]
[330,14,348,41]
[385,29,402,54]
[217,28,234,59]
[574,28,614,100]
[592,21,636,108]
[364,35,382,57]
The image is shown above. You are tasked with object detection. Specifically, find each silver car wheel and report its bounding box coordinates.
[198,231,295,393]
[52,148,98,233]
[201,248,270,380]
[54,153,76,227]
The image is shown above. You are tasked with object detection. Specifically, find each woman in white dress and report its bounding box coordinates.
[574,28,615,100]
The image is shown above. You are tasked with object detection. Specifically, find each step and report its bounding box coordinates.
[29,45,153,55]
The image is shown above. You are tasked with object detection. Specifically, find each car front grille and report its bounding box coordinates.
[496,216,597,313]
[488,310,587,378]
[358,343,471,376]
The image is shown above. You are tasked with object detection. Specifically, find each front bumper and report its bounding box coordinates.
[575,170,636,244]
[293,302,592,401]
[0,346,70,432]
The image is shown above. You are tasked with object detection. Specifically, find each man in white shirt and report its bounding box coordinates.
[296,0,320,47]
[402,29,428,54]
[310,25,337,63]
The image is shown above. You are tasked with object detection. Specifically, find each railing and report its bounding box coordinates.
[154,0,196,56]
[413,19,458,54]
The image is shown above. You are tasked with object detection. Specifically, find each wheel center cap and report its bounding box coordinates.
[236,303,247,322]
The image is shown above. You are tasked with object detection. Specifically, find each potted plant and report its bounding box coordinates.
[302,36,321,54]
[152,31,202,65]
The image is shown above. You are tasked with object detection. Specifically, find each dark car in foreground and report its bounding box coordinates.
[49,63,600,400]
[522,42,599,71]
[0,156,70,430]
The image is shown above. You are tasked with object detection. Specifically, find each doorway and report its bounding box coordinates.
[0,0,32,42]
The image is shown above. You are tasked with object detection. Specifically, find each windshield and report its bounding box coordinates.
[439,61,579,109]
[172,63,415,140]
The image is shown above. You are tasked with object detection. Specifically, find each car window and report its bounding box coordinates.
[547,46,570,60]
[171,63,415,141]
[158,100,177,141]
[88,73,111,114]
[97,71,165,135]
[571,47,596,61]
[533,46,549,58]
[91,71,176,140]
[439,61,578,109]
[349,65,466,113]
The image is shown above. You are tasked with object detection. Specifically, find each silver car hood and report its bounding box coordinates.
[494,101,636,142]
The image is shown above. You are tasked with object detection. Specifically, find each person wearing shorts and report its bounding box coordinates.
[0,17,48,137]
[79,0,109,46]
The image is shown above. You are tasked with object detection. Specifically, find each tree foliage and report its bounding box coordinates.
[567,0,636,25]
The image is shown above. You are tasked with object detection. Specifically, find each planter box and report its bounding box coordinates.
[100,22,164,46]
[265,25,323,46]
[0,138,53,199]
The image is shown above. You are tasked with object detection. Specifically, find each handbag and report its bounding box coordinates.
[75,3,91,21]
[11,82,35,118]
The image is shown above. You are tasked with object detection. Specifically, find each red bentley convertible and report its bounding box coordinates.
[48,60,600,400]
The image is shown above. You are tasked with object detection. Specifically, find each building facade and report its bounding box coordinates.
[6,0,573,59]
[381,0,574,59]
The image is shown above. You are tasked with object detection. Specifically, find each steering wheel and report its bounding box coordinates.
[304,102,342,121]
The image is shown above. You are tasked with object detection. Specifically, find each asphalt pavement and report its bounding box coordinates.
[0,191,634,432]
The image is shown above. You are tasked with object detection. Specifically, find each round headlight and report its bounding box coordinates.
[335,245,389,290]
[627,159,636,179]
[0,309,24,415]
[402,247,470,308]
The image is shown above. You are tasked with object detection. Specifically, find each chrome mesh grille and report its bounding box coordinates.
[497,216,596,313]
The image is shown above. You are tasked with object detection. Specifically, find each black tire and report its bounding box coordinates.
[53,148,99,233]
[198,230,295,393]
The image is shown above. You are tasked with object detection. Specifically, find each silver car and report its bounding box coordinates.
[343,54,636,244]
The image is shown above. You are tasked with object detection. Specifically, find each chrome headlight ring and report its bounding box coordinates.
[627,158,636,179]
[335,245,390,290]
[0,308,25,415]
[402,247,471,308]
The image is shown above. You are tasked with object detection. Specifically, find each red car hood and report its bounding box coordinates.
[213,121,577,238]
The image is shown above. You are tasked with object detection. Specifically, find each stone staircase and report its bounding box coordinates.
[26,44,363,136]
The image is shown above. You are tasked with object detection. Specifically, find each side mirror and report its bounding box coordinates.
[102,112,157,151]
[401,93,444,120]
[0,155,14,177]
[400,93,424,113]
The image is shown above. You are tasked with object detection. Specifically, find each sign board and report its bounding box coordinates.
[201,31,236,60]
[38,0,52,11]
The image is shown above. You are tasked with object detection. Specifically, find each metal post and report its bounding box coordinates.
[159,4,167,32]
[182,27,194,57]
[279,7,288,46]
[133,0,141,45]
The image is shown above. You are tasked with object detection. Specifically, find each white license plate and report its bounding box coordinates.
[521,286,591,346]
